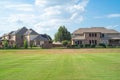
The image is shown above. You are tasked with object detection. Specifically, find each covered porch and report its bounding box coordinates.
[72,36,85,45]
[109,39,120,46]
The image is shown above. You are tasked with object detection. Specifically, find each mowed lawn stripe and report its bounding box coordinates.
[0,49,120,80]
[74,53,120,80]
[0,54,59,80]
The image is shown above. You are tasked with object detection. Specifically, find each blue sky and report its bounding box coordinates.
[0,0,120,38]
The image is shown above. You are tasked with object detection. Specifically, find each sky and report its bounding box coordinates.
[0,0,120,38]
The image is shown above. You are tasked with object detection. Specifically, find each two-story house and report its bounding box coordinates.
[72,27,120,46]
[24,29,52,47]
[0,27,52,48]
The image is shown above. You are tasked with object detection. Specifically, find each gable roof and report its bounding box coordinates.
[32,34,50,41]
[3,31,15,36]
[9,31,15,35]
[11,27,28,35]
[73,27,120,34]
[24,29,39,35]
[41,34,51,40]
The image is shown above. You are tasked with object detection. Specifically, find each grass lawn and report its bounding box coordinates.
[0,49,120,80]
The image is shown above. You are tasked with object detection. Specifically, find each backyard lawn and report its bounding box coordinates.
[0,49,120,80]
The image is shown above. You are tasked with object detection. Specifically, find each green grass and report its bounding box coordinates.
[0,49,120,80]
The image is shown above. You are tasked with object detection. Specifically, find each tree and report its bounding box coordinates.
[3,40,8,49]
[54,26,71,42]
[24,40,28,49]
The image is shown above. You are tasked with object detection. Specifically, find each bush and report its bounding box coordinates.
[13,43,17,49]
[80,44,84,48]
[72,45,77,47]
[85,44,91,48]
[62,40,70,47]
[91,44,96,48]
[77,44,84,48]
[3,40,8,49]
[24,40,28,49]
[99,43,106,48]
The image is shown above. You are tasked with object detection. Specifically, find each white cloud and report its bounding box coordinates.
[5,4,34,11]
[107,14,120,18]
[43,6,62,16]
[70,13,78,20]
[7,14,37,24]
[106,25,119,29]
[34,0,89,32]
[35,0,48,7]
[95,14,120,19]
[68,0,89,13]
[0,0,89,38]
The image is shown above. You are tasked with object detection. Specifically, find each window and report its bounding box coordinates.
[102,34,104,37]
[89,40,91,44]
[101,34,104,38]
[89,33,91,37]
[75,40,82,45]
[90,40,97,44]
[95,33,97,37]
[75,41,79,45]
[92,40,94,44]
[89,33,97,37]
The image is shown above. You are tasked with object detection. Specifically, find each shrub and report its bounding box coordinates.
[13,43,17,49]
[80,44,84,48]
[85,44,91,48]
[3,40,8,49]
[91,44,96,48]
[24,40,28,49]
[62,40,70,47]
[77,44,84,48]
[71,45,77,48]
[99,43,106,48]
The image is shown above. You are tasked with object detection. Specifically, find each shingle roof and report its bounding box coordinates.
[11,27,28,35]
[73,27,120,34]
[32,34,51,41]
[7,31,15,35]
[41,34,51,40]
[24,29,39,35]
[32,34,49,41]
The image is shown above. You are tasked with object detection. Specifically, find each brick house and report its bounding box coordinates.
[72,27,120,46]
[0,27,52,48]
